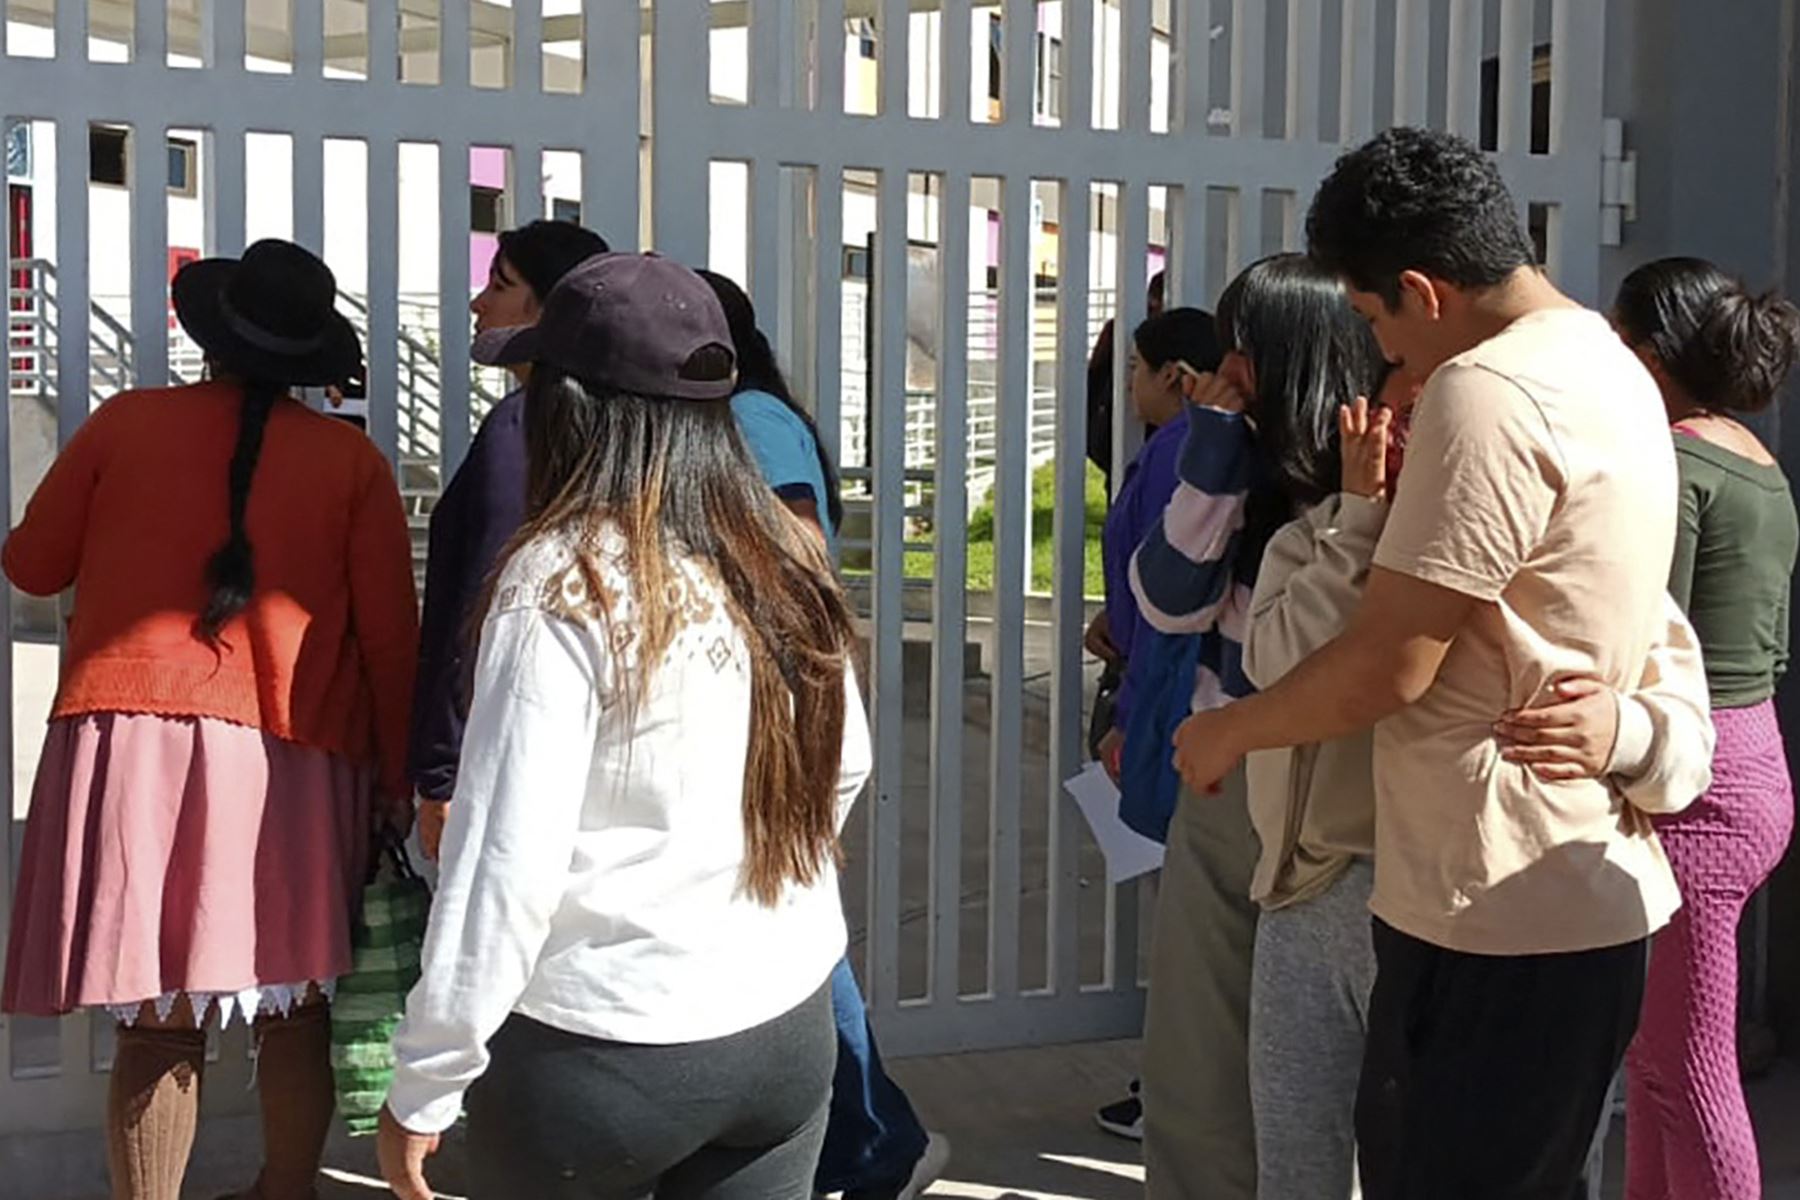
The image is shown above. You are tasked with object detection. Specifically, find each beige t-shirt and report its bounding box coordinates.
[1370,307,1682,955]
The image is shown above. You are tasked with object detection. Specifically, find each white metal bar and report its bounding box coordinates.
[1231,0,1265,138]
[1049,177,1089,998]
[1003,0,1033,127]
[134,0,165,65]
[1175,0,1209,136]
[986,172,1031,1001]
[1176,180,1208,311]
[1122,0,1152,132]
[867,166,908,1013]
[1393,0,1430,126]
[817,0,846,116]
[1238,183,1264,269]
[1548,0,1603,302]
[513,144,544,224]
[54,116,91,435]
[750,157,782,328]
[812,162,845,484]
[293,0,322,77]
[0,112,15,1088]
[1111,178,1146,487]
[1444,0,1483,139]
[881,0,909,119]
[1496,0,1532,155]
[293,132,325,253]
[651,0,711,265]
[367,136,401,466]
[1286,0,1322,141]
[516,0,542,94]
[368,0,399,84]
[130,120,170,388]
[929,168,970,1003]
[441,0,470,90]
[1339,0,1376,144]
[208,125,247,257]
[1062,0,1093,133]
[750,0,785,108]
[437,139,471,472]
[941,0,972,126]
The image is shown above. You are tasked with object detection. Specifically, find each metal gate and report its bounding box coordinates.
[0,0,1609,1136]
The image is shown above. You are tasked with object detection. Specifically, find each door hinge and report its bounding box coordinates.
[1601,118,1638,247]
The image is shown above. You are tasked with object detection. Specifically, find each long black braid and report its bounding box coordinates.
[197,378,280,644]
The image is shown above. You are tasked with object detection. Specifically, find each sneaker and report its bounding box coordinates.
[842,1131,952,1200]
[1095,1078,1144,1141]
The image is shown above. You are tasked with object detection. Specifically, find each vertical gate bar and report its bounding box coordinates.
[1548,0,1602,303]
[0,110,14,1087]
[583,0,637,250]
[1176,179,1208,317]
[1062,0,1093,134]
[868,165,908,1012]
[1004,0,1035,128]
[54,0,81,69]
[1339,0,1377,145]
[437,138,471,473]
[1393,0,1429,127]
[750,158,782,336]
[442,0,469,90]
[1111,178,1146,491]
[650,0,710,266]
[1122,0,1152,132]
[1049,177,1089,998]
[367,135,401,467]
[54,116,90,438]
[1231,0,1265,138]
[817,0,845,117]
[1496,0,1531,156]
[941,0,972,126]
[929,168,971,1003]
[811,162,845,482]
[129,120,169,388]
[293,131,325,254]
[513,145,544,225]
[134,0,165,66]
[750,0,785,110]
[516,0,542,95]
[1444,0,1482,140]
[986,170,1030,1002]
[1237,183,1264,269]
[293,0,322,78]
[1176,0,1209,138]
[369,0,398,85]
[208,126,246,258]
[882,0,909,121]
[1286,0,1322,141]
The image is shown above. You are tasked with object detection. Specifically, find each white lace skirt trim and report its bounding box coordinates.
[106,978,338,1029]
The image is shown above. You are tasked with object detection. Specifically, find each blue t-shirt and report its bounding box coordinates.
[731,389,838,558]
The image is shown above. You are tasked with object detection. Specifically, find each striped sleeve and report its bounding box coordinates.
[1129,404,1256,640]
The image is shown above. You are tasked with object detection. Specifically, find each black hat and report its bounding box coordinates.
[172,239,364,388]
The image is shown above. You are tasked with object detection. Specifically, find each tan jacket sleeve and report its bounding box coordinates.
[1244,495,1389,690]
[1606,594,1715,816]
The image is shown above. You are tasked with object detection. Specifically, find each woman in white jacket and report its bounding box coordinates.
[1243,375,1717,1200]
[376,254,871,1200]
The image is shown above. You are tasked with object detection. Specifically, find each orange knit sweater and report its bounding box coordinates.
[3,382,419,798]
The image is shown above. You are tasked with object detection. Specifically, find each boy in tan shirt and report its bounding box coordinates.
[1174,128,1692,1199]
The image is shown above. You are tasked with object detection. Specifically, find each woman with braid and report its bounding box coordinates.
[0,239,419,1200]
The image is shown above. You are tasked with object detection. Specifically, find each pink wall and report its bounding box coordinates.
[469,147,509,292]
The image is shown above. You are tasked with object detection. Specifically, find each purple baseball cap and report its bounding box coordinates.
[472,252,738,401]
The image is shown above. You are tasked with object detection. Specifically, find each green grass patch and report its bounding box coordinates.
[893,459,1107,597]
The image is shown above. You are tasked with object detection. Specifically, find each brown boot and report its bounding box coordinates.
[108,1023,207,1200]
[232,1002,335,1200]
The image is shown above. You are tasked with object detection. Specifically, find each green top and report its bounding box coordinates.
[1669,435,1800,709]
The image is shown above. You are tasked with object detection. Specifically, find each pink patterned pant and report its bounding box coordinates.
[1626,699,1793,1200]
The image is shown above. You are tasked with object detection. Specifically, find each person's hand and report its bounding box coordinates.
[376,1106,440,1200]
[1172,709,1243,796]
[1098,727,1125,783]
[1181,370,1248,415]
[1339,395,1394,500]
[375,791,416,843]
[1085,610,1122,666]
[418,799,449,862]
[325,385,346,409]
[1493,677,1619,781]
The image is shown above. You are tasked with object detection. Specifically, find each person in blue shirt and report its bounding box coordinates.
[700,269,950,1200]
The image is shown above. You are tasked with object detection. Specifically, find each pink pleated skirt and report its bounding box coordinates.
[2,712,372,1019]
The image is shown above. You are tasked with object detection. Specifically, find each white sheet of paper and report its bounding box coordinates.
[1064,761,1165,885]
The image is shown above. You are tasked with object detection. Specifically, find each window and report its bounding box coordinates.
[167,138,198,197]
[470,184,506,234]
[850,18,877,61]
[842,244,870,281]
[90,125,128,188]
[1035,33,1064,121]
[988,15,1003,103]
[551,197,581,225]
[5,123,29,181]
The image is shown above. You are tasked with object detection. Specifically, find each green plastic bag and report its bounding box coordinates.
[331,835,431,1136]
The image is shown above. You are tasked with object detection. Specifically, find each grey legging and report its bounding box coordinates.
[464,980,834,1199]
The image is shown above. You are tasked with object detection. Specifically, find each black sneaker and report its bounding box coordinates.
[1095,1079,1144,1141]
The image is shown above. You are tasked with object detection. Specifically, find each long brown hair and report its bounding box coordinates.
[495,364,857,906]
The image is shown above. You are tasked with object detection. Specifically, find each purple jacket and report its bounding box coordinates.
[407,389,528,800]
[1100,417,1187,727]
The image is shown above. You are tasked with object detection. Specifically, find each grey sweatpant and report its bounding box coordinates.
[1249,858,1376,1200]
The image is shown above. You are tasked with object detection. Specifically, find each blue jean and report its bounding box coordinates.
[813,957,930,1193]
